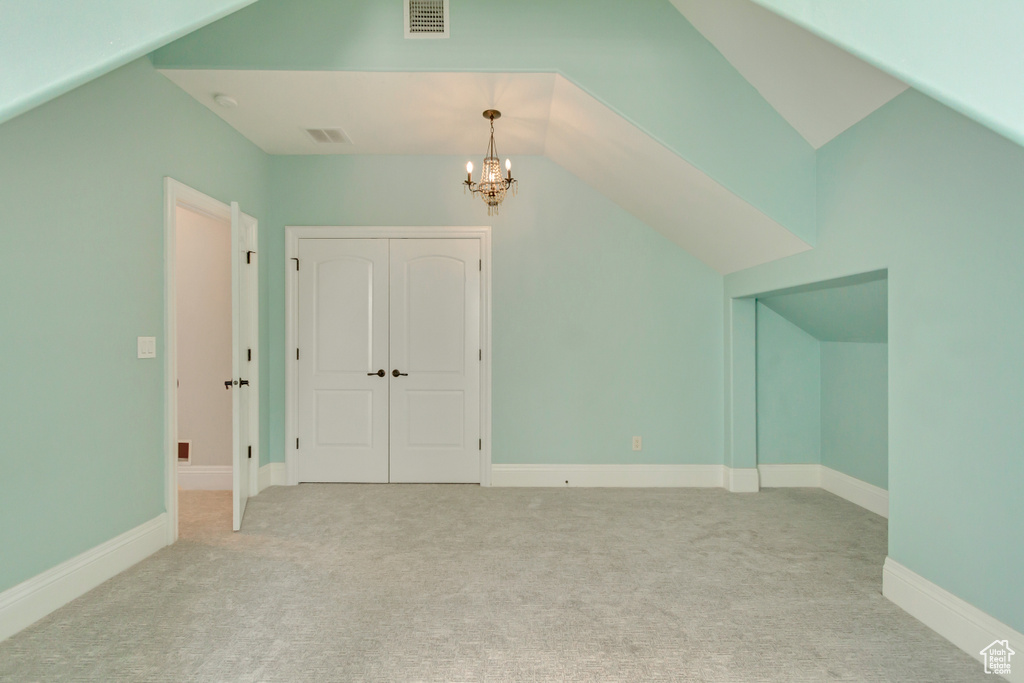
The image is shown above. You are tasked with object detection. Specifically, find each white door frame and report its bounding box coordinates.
[284,226,493,487]
[163,178,260,543]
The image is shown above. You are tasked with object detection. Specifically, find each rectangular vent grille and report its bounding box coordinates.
[305,128,349,144]
[405,0,449,39]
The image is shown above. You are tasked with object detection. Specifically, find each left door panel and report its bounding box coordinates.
[298,239,390,482]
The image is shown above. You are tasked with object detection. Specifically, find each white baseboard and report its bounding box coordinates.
[884,557,1022,682]
[491,464,725,488]
[758,463,822,487]
[0,514,168,643]
[177,465,232,490]
[820,466,888,518]
[725,467,760,492]
[757,464,888,519]
[258,462,288,492]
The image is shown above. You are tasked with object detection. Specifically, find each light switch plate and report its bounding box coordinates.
[137,336,157,359]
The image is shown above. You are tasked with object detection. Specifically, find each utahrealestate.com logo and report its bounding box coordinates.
[980,640,1014,676]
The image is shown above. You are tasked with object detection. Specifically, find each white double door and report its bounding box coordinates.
[298,238,481,483]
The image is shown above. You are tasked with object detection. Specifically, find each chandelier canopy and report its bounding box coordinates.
[463,110,517,215]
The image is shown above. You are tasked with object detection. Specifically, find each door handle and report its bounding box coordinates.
[367,369,386,377]
[224,379,237,390]
[392,369,408,377]
[238,378,249,387]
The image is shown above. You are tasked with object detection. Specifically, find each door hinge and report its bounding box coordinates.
[296,348,300,360]
[296,437,300,449]
[291,257,300,271]
[479,259,482,271]
[246,250,255,264]
[479,438,482,450]
[247,445,252,459]
[247,348,252,362]
[479,349,482,361]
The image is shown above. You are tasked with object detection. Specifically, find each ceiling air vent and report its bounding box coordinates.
[305,128,349,144]
[405,0,449,39]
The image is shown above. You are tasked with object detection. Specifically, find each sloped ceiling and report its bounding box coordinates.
[670,0,907,148]
[160,69,811,274]
[747,0,1024,149]
[758,271,888,342]
[0,0,256,126]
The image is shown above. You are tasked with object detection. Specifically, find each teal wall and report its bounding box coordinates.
[726,88,1024,633]
[152,0,816,244]
[724,298,757,471]
[821,342,888,490]
[0,0,256,126]
[749,0,1024,148]
[0,58,270,594]
[266,155,725,466]
[2,0,1021,644]
[755,303,820,465]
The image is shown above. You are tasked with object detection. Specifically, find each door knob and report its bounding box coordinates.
[392,369,408,377]
[367,369,385,377]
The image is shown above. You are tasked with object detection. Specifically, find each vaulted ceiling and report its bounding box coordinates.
[161,69,810,274]
[670,0,907,148]
[0,0,257,126]
[154,0,912,274]
[3,0,1021,274]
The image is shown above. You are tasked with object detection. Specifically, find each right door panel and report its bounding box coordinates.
[388,239,481,483]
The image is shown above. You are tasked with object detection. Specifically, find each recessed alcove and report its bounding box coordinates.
[755,270,889,509]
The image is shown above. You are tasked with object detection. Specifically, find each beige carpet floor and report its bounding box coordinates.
[0,485,990,681]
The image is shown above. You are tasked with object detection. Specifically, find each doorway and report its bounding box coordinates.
[285,226,492,486]
[174,206,232,493]
[163,179,259,540]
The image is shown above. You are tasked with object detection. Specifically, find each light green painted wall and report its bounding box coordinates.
[0,0,257,126]
[152,0,816,244]
[266,155,724,466]
[749,0,1024,148]
[755,303,820,465]
[0,57,270,594]
[821,342,888,490]
[725,89,1024,633]
[724,298,756,470]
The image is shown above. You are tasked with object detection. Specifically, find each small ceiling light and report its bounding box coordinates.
[463,110,517,215]
[213,94,238,108]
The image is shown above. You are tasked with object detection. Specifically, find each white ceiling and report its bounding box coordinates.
[160,70,556,156]
[670,0,908,148]
[160,69,810,274]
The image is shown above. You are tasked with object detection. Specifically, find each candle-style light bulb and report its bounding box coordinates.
[466,161,473,183]
[505,158,512,180]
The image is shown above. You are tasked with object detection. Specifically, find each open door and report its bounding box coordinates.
[231,201,258,531]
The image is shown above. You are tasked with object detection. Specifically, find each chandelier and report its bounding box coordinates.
[463,110,517,215]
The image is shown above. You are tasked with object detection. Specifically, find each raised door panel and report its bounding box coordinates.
[297,239,389,482]
[389,239,481,483]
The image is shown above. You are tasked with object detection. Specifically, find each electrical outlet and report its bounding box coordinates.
[632,436,642,451]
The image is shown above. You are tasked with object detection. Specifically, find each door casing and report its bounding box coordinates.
[284,226,493,487]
